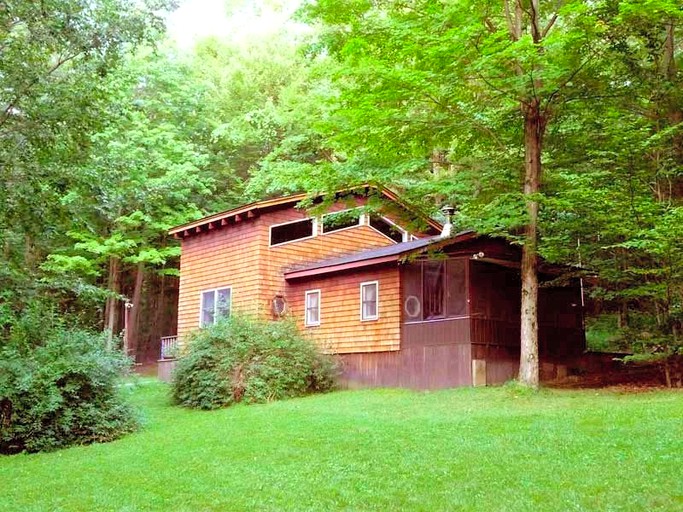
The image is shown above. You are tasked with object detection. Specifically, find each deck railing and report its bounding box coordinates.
[160,335,179,360]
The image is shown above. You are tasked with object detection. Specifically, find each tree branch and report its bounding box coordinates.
[0,52,81,128]
[542,13,558,38]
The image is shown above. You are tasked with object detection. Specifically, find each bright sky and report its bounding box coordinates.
[165,0,307,49]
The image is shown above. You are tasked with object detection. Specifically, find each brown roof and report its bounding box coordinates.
[168,185,442,238]
[284,230,476,280]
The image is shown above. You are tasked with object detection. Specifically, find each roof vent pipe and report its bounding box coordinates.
[440,205,455,238]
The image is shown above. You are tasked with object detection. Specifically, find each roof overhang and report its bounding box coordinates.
[285,255,400,280]
[284,231,478,281]
[168,184,443,239]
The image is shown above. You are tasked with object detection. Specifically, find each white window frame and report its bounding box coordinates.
[368,215,410,243]
[360,280,379,321]
[269,218,317,247]
[321,208,364,235]
[304,289,321,327]
[199,286,232,327]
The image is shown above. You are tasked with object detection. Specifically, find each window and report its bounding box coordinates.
[270,218,315,246]
[369,215,407,243]
[402,259,467,322]
[360,281,379,321]
[200,287,231,327]
[305,290,320,326]
[322,209,362,233]
[423,261,445,319]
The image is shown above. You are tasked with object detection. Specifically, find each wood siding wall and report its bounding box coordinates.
[286,266,401,353]
[340,342,472,389]
[177,200,413,348]
[261,204,397,318]
[177,217,263,340]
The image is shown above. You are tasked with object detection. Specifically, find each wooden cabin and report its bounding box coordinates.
[165,186,585,388]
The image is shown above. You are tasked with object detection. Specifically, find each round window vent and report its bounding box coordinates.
[404,295,421,319]
[272,295,287,317]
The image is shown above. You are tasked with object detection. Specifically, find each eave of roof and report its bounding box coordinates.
[284,231,477,280]
[168,184,443,238]
[168,193,308,236]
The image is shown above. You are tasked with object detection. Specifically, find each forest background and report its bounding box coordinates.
[1,0,680,379]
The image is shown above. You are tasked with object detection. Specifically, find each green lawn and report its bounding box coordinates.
[1,381,681,512]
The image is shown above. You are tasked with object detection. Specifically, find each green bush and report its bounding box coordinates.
[171,316,338,409]
[0,329,138,454]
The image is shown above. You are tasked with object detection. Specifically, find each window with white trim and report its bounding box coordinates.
[305,290,321,326]
[321,208,363,233]
[360,281,379,321]
[270,218,315,246]
[369,215,408,243]
[200,287,232,327]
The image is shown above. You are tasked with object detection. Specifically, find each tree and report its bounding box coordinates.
[43,51,219,356]
[542,1,682,381]
[0,0,170,333]
[302,0,607,387]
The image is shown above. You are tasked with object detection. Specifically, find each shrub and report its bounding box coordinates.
[0,329,138,454]
[171,316,338,409]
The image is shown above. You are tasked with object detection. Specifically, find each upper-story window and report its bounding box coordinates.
[369,214,408,243]
[200,287,232,327]
[270,218,315,246]
[321,209,363,234]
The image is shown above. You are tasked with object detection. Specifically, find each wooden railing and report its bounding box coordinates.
[160,335,178,360]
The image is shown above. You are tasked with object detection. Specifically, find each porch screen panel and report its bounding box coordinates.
[446,259,467,317]
[402,263,422,321]
[423,261,445,319]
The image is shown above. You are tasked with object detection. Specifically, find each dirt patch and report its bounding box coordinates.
[548,362,679,391]
[133,362,158,377]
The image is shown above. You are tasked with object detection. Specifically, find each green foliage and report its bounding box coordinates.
[0,308,138,454]
[172,316,338,409]
[585,315,626,352]
[0,0,174,333]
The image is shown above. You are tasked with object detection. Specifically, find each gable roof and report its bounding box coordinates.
[284,231,477,280]
[168,185,442,238]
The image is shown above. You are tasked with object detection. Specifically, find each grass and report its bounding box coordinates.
[1,381,681,512]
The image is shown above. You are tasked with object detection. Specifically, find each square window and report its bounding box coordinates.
[360,281,379,321]
[200,287,231,327]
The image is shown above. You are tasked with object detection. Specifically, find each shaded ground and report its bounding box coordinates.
[133,362,158,377]
[551,359,682,391]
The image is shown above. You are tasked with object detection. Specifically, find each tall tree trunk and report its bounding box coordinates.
[105,256,120,350]
[519,98,545,389]
[153,273,166,359]
[126,262,145,361]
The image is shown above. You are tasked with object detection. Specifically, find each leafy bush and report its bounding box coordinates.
[0,329,138,454]
[171,316,338,409]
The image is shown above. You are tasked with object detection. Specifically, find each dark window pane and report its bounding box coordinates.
[322,210,361,233]
[446,259,467,316]
[402,263,422,321]
[423,261,445,319]
[270,219,314,245]
[369,215,404,243]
